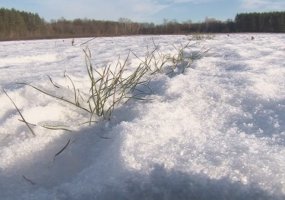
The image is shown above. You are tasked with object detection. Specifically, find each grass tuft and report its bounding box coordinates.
[13,36,207,133]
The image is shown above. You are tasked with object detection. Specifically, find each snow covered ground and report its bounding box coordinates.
[0,34,285,200]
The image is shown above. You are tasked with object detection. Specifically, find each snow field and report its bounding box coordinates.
[0,34,285,199]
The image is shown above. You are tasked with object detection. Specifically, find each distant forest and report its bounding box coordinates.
[0,8,284,40]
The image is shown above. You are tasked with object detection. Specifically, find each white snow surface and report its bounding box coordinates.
[0,34,285,200]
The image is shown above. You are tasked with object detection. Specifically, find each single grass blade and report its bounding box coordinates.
[64,73,78,105]
[53,138,71,161]
[18,119,37,127]
[17,82,90,113]
[41,125,73,132]
[79,37,96,46]
[22,175,36,185]
[47,75,60,88]
[3,89,36,136]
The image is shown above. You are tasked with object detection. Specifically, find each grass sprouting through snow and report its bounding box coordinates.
[84,48,150,122]
[9,37,206,133]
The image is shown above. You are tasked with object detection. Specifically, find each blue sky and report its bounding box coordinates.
[1,0,285,23]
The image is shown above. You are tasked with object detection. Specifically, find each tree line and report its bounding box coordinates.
[0,8,284,40]
[235,12,285,32]
[0,8,45,39]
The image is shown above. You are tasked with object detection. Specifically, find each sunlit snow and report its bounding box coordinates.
[0,34,285,200]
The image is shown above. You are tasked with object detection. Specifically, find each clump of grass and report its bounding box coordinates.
[166,41,196,74]
[18,46,150,126]
[130,39,170,75]
[131,39,204,76]
[83,48,149,122]
[11,37,207,133]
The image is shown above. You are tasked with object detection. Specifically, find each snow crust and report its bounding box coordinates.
[0,34,285,199]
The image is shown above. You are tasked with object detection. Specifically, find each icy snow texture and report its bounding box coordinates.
[0,34,285,200]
